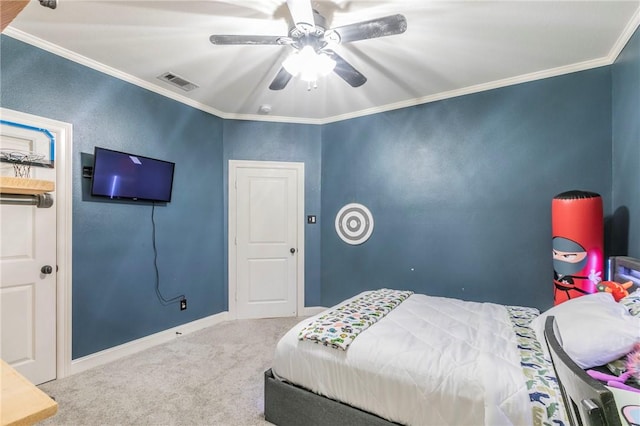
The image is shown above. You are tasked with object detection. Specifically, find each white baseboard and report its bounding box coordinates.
[69,311,229,376]
[301,306,326,316]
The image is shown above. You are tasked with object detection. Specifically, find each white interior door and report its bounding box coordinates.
[0,121,57,385]
[230,161,304,319]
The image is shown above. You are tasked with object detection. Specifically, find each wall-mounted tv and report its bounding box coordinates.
[91,147,175,202]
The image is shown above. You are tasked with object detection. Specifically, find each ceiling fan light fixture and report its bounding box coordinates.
[316,52,337,75]
[210,3,407,91]
[286,0,315,33]
[282,46,336,83]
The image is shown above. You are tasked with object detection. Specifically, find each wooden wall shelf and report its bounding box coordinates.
[0,177,55,195]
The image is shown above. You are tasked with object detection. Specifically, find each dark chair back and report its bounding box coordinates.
[544,316,622,426]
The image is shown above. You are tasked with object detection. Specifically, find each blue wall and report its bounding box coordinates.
[1,36,225,358]
[321,69,613,309]
[612,28,640,259]
[222,120,322,306]
[1,26,637,358]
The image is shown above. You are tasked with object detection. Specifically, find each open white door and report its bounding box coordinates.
[0,120,57,385]
[229,161,304,319]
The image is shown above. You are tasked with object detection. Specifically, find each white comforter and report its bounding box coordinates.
[273,293,538,425]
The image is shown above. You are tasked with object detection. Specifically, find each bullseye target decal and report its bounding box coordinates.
[335,203,374,245]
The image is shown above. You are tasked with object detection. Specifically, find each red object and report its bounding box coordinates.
[597,280,633,302]
[552,191,603,305]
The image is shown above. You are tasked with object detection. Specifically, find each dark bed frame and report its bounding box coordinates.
[264,256,639,426]
[609,256,640,286]
[264,369,399,426]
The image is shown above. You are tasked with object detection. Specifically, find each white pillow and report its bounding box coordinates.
[530,292,640,369]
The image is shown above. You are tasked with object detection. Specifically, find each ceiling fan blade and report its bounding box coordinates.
[330,14,407,44]
[286,0,315,32]
[269,67,293,90]
[209,35,284,45]
[326,50,367,87]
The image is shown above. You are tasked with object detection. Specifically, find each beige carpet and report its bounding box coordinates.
[39,316,305,426]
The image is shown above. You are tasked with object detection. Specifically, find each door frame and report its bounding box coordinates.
[1,107,73,380]
[228,160,305,320]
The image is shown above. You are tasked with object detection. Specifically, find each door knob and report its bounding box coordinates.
[41,265,53,274]
[290,248,296,254]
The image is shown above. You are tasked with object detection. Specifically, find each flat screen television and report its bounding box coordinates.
[91,147,175,202]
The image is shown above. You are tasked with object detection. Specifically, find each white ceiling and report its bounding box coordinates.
[5,1,640,124]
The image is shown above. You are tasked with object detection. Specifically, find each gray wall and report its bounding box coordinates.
[612,28,640,259]
[320,69,613,310]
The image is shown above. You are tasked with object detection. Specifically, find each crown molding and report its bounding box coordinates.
[5,12,639,127]
[3,27,227,119]
[607,7,640,62]
[321,56,613,124]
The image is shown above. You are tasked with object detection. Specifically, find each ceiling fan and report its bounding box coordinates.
[209,0,407,90]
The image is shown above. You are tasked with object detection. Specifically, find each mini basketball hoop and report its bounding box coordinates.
[0,150,46,178]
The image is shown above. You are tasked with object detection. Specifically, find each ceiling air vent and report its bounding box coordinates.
[157,72,199,92]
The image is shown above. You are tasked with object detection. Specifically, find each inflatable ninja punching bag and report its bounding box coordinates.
[552,190,603,305]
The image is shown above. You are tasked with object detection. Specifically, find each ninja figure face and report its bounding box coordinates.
[552,237,587,276]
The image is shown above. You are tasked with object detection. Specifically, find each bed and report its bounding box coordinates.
[265,256,640,426]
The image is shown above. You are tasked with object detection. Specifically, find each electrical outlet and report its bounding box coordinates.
[180,299,187,311]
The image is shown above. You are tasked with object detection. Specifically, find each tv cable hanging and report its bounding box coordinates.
[151,202,185,307]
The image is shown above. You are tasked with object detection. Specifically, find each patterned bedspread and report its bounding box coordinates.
[507,306,567,425]
[298,288,413,350]
[275,293,569,425]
